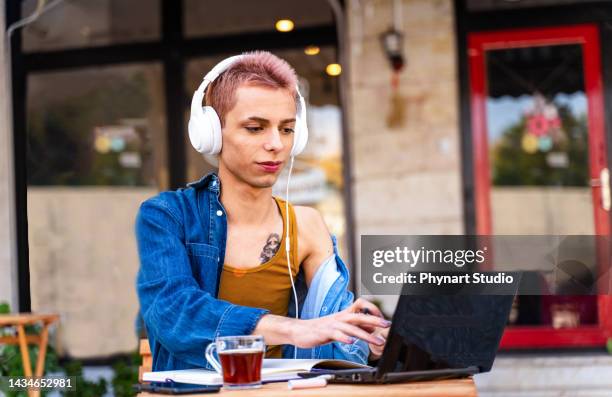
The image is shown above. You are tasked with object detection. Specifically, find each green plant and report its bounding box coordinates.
[61,361,107,397]
[110,350,140,397]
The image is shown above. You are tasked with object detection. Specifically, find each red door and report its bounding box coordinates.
[468,24,612,348]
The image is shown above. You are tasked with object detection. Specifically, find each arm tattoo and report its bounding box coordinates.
[260,233,281,263]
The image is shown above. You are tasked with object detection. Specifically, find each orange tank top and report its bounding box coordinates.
[217,196,299,358]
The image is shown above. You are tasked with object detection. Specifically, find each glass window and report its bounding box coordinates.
[484,44,598,328]
[27,64,167,187]
[26,63,166,357]
[486,45,592,234]
[184,46,348,258]
[21,0,161,52]
[184,0,333,37]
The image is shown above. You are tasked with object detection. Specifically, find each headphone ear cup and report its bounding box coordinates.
[188,102,205,153]
[291,115,308,156]
[202,106,223,154]
[291,88,309,157]
[189,105,222,154]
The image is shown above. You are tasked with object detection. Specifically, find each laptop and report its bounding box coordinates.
[301,276,520,384]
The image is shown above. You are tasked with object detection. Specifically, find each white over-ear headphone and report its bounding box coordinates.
[188,54,309,157]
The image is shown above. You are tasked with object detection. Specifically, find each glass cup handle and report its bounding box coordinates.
[205,342,222,373]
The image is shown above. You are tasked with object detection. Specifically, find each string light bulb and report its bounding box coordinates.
[275,19,294,32]
[304,45,320,55]
[326,63,342,76]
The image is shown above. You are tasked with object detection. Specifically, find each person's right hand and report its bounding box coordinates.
[289,298,390,348]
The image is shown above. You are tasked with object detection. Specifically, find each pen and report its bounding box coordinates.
[287,375,334,390]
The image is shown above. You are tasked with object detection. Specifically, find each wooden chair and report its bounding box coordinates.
[138,338,152,383]
[0,313,60,397]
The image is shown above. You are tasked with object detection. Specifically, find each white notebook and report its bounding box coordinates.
[143,358,371,386]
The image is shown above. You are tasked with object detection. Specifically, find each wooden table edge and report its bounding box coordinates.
[136,377,477,396]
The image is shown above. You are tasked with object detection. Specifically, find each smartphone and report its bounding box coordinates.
[132,382,221,394]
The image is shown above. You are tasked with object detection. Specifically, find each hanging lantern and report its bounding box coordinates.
[380,28,405,72]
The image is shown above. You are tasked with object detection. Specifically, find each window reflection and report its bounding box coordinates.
[27,64,166,187]
[485,44,597,328]
[486,45,592,235]
[22,0,160,52]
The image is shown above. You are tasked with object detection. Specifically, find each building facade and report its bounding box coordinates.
[2,0,612,393]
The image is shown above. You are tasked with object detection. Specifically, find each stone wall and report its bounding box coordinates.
[346,0,462,311]
[0,1,18,310]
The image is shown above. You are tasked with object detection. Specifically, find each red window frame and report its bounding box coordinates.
[468,24,612,349]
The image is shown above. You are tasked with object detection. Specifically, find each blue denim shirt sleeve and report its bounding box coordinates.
[289,234,369,364]
[135,198,269,368]
[332,292,370,364]
[326,235,369,364]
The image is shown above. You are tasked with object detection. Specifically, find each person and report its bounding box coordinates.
[135,50,389,372]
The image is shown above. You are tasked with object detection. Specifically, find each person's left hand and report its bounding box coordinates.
[368,326,390,360]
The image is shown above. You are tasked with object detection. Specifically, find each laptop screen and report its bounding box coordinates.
[377,293,516,374]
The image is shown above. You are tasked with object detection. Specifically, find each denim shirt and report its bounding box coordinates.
[135,172,369,371]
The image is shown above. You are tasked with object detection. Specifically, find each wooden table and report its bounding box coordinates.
[138,378,477,396]
[0,313,60,397]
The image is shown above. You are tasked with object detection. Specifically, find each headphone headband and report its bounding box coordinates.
[200,55,245,94]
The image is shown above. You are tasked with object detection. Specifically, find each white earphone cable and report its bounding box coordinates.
[285,156,299,359]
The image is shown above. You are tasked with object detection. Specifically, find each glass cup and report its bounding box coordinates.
[205,335,265,390]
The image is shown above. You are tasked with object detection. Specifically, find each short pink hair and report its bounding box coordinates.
[204,50,298,127]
